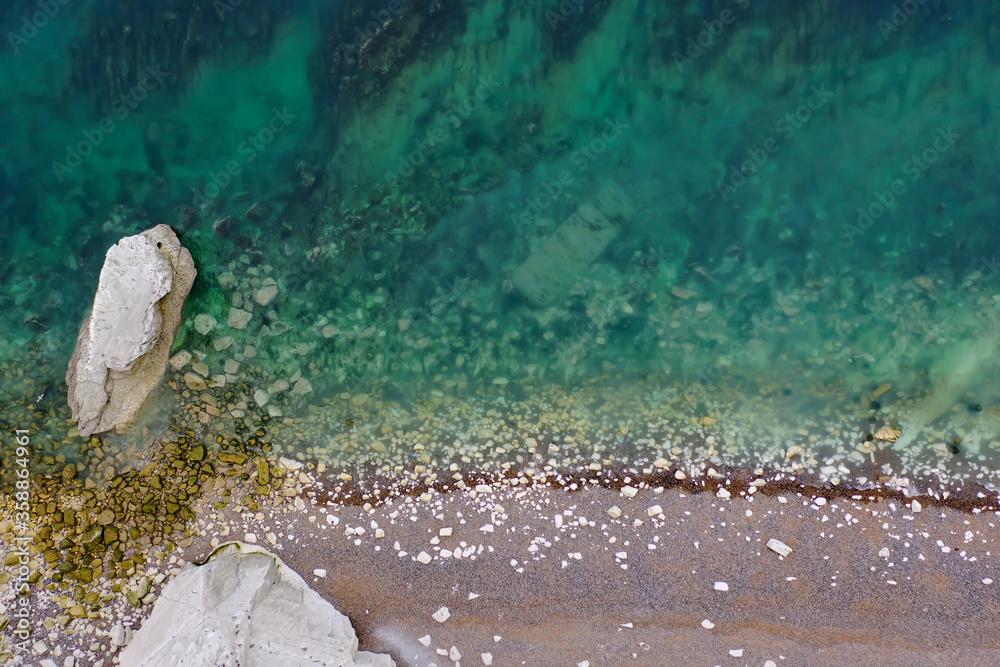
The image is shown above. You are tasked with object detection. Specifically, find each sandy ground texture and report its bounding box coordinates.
[172,479,1000,667]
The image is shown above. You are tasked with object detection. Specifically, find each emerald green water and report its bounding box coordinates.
[2,0,1000,495]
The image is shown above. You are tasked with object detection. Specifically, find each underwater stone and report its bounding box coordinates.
[228,307,252,329]
[66,225,196,437]
[512,179,635,306]
[119,542,394,667]
[194,314,216,334]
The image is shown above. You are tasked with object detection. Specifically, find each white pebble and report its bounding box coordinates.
[244,533,257,543]
[313,568,327,578]
[878,547,890,559]
[432,606,451,623]
[713,581,729,591]
[621,485,638,498]
[647,505,663,517]
[984,578,994,585]
[418,635,432,647]
[716,487,731,499]
[481,652,494,665]
[911,499,922,513]
[701,619,715,629]
[417,551,433,564]
[813,497,827,506]
[766,538,793,557]
[607,506,622,518]
[729,649,744,657]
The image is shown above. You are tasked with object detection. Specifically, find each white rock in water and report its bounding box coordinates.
[118,542,394,667]
[254,389,269,407]
[194,314,216,334]
[255,285,279,306]
[228,307,252,329]
[67,225,196,437]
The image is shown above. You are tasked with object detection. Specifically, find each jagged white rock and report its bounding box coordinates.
[119,542,394,667]
[67,225,196,436]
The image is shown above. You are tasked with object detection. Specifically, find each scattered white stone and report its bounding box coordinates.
[254,389,269,407]
[475,484,492,494]
[439,527,453,537]
[674,470,686,480]
[621,485,638,498]
[292,378,313,395]
[313,569,327,578]
[878,547,890,559]
[813,497,827,506]
[194,314,217,334]
[244,533,257,543]
[766,538,792,557]
[765,661,778,667]
[911,499,922,513]
[432,607,451,623]
[417,551,433,564]
[418,635,432,647]
[713,581,729,591]
[213,336,234,352]
[701,619,715,629]
[169,350,192,370]
[984,578,994,585]
[481,652,493,666]
[607,506,622,518]
[110,623,126,648]
[255,284,279,306]
[716,487,731,499]
[227,307,252,329]
[449,646,462,661]
[468,592,480,600]
[729,648,744,657]
[647,504,663,517]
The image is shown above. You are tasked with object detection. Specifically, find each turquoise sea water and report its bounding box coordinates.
[2,0,1000,494]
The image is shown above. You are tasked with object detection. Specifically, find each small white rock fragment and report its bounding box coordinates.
[674,470,686,480]
[647,504,663,517]
[713,581,729,591]
[983,578,994,585]
[729,648,744,657]
[439,527,453,537]
[418,635,432,647]
[813,497,827,506]
[475,484,492,494]
[765,661,778,667]
[621,485,638,498]
[469,592,480,600]
[417,551,433,564]
[607,506,622,518]
[313,568,327,578]
[716,487,731,499]
[432,606,451,623]
[911,499,922,513]
[766,538,793,557]
[481,652,493,666]
[449,646,462,661]
[878,547,890,559]
[701,619,715,629]
[244,533,257,543]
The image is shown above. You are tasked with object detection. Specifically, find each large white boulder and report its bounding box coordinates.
[119,542,395,667]
[67,224,196,436]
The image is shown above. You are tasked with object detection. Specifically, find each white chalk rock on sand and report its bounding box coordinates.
[67,225,196,437]
[120,542,394,667]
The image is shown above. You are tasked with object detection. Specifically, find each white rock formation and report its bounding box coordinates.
[119,542,394,667]
[67,225,196,436]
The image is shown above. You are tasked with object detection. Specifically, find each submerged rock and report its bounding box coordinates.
[66,225,196,437]
[119,542,394,667]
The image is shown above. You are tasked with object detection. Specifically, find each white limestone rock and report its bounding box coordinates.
[67,225,196,437]
[119,542,394,667]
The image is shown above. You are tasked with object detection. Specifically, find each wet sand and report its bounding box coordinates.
[181,479,1000,667]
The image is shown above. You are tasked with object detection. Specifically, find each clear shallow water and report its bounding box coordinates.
[2,0,1000,494]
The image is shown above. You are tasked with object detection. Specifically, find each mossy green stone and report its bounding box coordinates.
[56,562,76,573]
[103,526,119,544]
[80,526,103,551]
[190,444,206,461]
